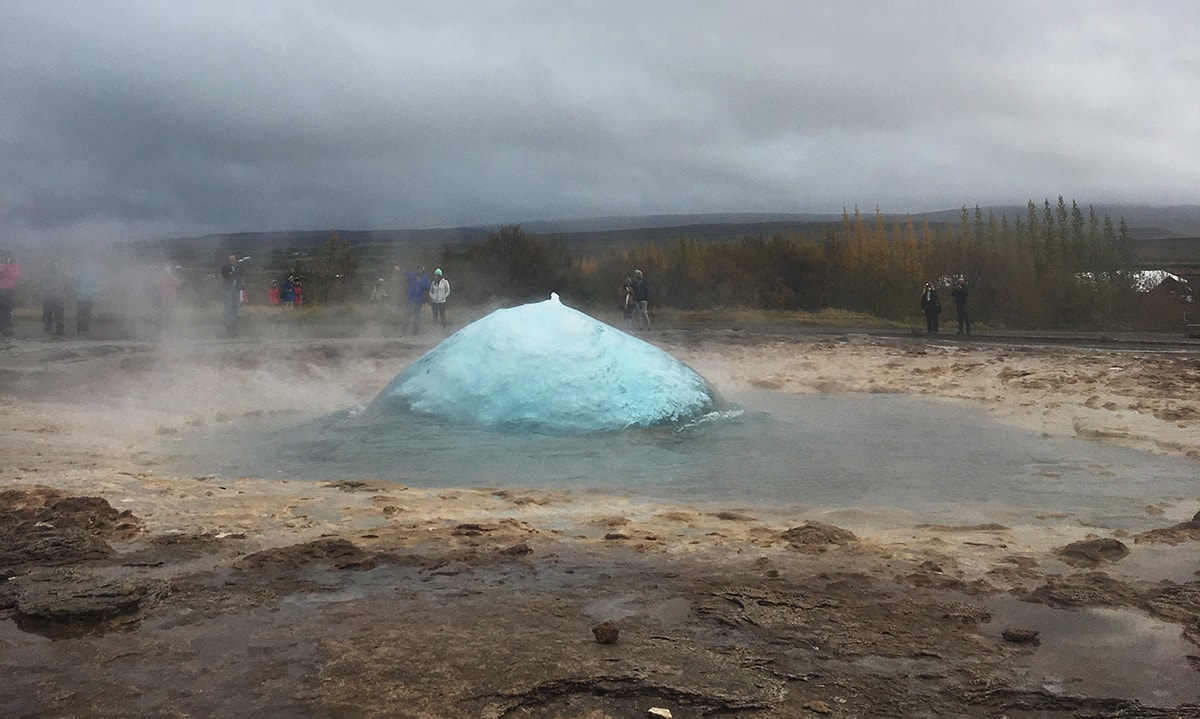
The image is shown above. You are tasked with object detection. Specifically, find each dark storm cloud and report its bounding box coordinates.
[2,1,1197,245]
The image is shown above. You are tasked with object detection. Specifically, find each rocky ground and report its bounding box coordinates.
[1,326,1199,718]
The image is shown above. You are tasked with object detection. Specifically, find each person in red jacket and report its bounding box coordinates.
[0,250,20,337]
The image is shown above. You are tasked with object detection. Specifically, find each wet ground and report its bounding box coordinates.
[1,482,1199,718]
[2,328,1199,717]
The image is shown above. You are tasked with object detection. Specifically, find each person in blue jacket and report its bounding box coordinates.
[631,269,651,330]
[402,265,430,335]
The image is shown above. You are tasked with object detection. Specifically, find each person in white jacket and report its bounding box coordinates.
[428,268,451,329]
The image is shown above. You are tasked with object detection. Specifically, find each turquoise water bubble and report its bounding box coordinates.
[370,294,716,433]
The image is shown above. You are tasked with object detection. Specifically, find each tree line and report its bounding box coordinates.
[281,197,1190,332]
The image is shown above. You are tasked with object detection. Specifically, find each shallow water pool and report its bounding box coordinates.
[160,389,1198,531]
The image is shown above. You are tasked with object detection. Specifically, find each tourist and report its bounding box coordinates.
[428,267,450,330]
[920,282,941,334]
[73,266,98,336]
[0,250,20,337]
[280,275,295,306]
[402,265,429,334]
[951,277,971,335]
[369,277,388,303]
[154,263,182,335]
[631,269,650,330]
[620,276,634,328]
[220,254,243,336]
[42,259,69,336]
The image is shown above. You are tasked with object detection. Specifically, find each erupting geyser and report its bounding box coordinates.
[370,294,716,432]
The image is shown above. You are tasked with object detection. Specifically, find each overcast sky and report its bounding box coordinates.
[2,1,1197,245]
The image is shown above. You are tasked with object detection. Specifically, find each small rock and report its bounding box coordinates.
[780,522,857,547]
[592,621,619,644]
[1054,537,1129,568]
[802,699,832,714]
[451,523,492,536]
[11,568,167,638]
[1001,627,1041,644]
[647,708,672,719]
[1132,512,1200,545]
[710,510,756,521]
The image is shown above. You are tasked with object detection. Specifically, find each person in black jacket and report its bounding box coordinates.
[619,276,634,328]
[631,269,650,330]
[951,277,971,335]
[920,282,941,334]
[220,254,244,336]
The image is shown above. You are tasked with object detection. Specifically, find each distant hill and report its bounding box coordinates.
[127,205,1198,269]
[537,220,832,253]
[520,212,844,234]
[1134,237,1200,272]
[130,227,490,264]
[522,206,1200,239]
[527,206,1200,259]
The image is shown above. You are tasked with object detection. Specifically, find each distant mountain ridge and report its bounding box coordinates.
[125,205,1198,267]
[522,205,1200,239]
[519,212,845,235]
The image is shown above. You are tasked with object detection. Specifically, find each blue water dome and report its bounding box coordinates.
[370,294,716,433]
